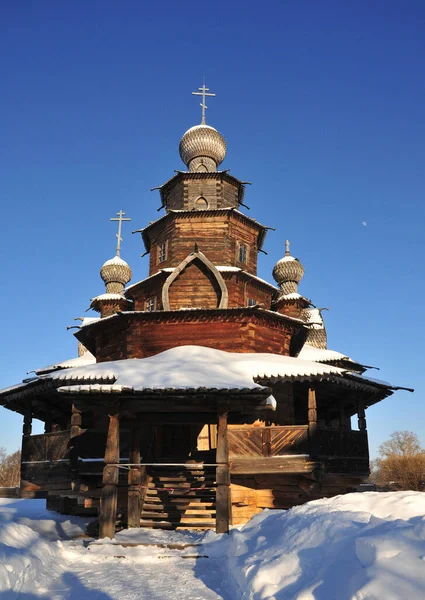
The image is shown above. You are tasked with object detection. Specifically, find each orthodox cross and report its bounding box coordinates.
[110,210,131,257]
[192,84,216,124]
[285,240,291,256]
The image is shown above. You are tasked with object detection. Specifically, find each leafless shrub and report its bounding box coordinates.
[0,447,21,487]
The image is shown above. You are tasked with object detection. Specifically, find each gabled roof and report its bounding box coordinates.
[126,266,278,295]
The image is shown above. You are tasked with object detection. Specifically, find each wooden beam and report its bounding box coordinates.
[357,400,367,431]
[216,404,231,534]
[127,420,142,528]
[99,408,120,539]
[308,387,318,458]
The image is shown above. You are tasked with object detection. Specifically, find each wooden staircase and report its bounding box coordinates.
[140,460,217,530]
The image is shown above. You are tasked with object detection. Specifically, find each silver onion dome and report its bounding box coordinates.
[179,124,226,172]
[100,255,132,294]
[272,240,305,296]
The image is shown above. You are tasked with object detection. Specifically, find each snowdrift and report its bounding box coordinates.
[204,491,425,599]
[1,493,425,599]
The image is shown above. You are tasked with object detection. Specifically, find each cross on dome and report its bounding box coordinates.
[192,83,216,125]
[110,210,131,257]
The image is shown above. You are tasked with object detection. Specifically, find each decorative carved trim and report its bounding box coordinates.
[162,250,229,311]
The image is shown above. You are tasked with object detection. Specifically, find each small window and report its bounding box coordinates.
[158,240,167,263]
[194,196,208,210]
[238,243,247,264]
[247,298,256,307]
[146,297,156,312]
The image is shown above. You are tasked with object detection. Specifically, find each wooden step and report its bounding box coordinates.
[149,478,216,483]
[143,498,216,507]
[143,499,215,510]
[139,519,216,529]
[141,510,215,519]
[145,490,216,498]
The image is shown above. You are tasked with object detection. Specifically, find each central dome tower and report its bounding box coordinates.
[179,84,226,172]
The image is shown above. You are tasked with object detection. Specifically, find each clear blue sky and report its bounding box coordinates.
[1,1,424,457]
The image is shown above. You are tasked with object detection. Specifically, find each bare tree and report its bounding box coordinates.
[0,447,21,487]
[374,431,425,491]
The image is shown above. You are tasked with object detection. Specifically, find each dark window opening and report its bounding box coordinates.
[238,243,247,264]
[146,297,156,312]
[158,241,167,263]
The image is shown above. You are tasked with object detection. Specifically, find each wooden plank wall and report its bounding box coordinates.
[168,260,222,310]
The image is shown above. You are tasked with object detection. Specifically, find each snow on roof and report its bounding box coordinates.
[125,268,175,292]
[48,345,390,395]
[280,292,302,300]
[298,344,357,364]
[90,293,127,302]
[102,256,130,267]
[33,351,96,375]
[80,317,100,327]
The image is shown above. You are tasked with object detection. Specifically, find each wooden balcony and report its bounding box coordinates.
[228,425,369,475]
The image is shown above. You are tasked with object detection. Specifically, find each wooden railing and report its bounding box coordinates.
[22,430,71,463]
[228,426,369,461]
[228,426,309,458]
[317,429,369,459]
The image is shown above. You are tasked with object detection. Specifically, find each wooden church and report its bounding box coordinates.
[0,86,410,537]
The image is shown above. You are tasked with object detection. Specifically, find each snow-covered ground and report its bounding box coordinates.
[1,492,425,599]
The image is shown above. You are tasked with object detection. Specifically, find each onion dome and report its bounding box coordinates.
[303,308,328,349]
[272,240,305,296]
[100,255,132,294]
[179,124,226,172]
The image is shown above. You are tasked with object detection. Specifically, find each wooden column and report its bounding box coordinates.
[100,407,120,539]
[70,404,82,438]
[127,420,142,528]
[308,388,319,458]
[69,404,82,477]
[357,400,367,431]
[22,402,32,436]
[216,404,231,534]
[21,401,32,463]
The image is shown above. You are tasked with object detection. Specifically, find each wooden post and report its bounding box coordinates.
[127,420,142,528]
[216,404,231,534]
[70,404,82,438]
[22,402,32,436]
[69,404,82,482]
[21,401,32,463]
[100,408,120,539]
[357,400,367,431]
[44,407,53,434]
[308,387,319,458]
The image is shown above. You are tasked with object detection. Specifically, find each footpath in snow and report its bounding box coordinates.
[1,492,425,599]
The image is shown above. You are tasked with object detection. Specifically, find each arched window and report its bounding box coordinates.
[194,197,208,210]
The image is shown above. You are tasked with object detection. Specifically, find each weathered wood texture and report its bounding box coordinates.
[216,405,231,534]
[168,259,222,310]
[22,431,71,463]
[100,410,120,539]
[92,311,296,362]
[230,472,366,524]
[228,426,309,458]
[127,270,274,314]
[146,212,264,276]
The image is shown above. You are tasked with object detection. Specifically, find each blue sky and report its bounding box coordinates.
[0,1,424,457]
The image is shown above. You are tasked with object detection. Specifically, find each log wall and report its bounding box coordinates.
[93,312,295,362]
[147,212,264,276]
